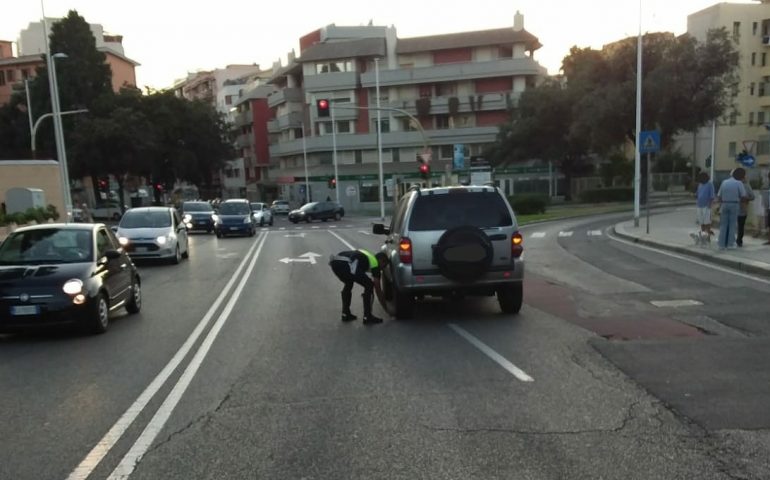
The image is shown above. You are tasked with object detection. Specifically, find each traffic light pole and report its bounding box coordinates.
[331,96,340,204]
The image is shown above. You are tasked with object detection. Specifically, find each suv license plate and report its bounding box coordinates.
[11,305,40,316]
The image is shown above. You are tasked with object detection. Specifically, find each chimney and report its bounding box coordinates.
[513,11,524,32]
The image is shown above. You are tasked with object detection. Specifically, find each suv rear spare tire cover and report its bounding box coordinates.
[433,226,493,283]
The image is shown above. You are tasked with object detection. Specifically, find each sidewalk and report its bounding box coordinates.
[614,207,770,278]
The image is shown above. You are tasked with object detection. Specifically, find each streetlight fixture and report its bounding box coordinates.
[41,7,74,222]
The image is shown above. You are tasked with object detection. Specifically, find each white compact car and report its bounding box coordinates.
[251,202,274,226]
[116,207,189,264]
[271,200,290,215]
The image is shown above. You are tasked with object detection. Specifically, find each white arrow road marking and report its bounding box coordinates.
[530,232,546,238]
[279,252,322,264]
[558,231,574,237]
[587,230,603,236]
[651,299,703,307]
[215,252,238,259]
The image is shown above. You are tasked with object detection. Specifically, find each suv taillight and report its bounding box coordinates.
[511,232,523,258]
[399,237,413,264]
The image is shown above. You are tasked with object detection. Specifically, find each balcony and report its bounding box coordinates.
[303,72,358,92]
[267,119,279,134]
[268,126,499,157]
[759,94,770,108]
[276,111,304,130]
[361,58,546,88]
[236,133,254,149]
[267,87,304,108]
[235,110,252,127]
[383,92,520,117]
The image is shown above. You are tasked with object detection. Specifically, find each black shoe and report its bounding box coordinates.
[362,315,383,325]
[341,312,357,322]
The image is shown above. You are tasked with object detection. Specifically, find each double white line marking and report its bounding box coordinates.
[68,232,269,480]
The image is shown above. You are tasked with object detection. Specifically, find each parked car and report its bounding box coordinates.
[116,207,190,264]
[288,201,344,223]
[372,185,524,319]
[271,199,291,215]
[91,200,125,221]
[0,223,141,334]
[181,201,217,233]
[214,199,257,237]
[250,202,274,226]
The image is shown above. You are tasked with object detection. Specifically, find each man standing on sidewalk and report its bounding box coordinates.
[717,168,748,250]
[736,168,755,247]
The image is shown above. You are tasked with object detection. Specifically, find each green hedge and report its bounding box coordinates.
[0,205,59,227]
[579,187,634,203]
[508,194,550,215]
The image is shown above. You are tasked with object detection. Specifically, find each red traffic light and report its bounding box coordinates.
[317,99,330,118]
[155,183,164,191]
[419,164,429,174]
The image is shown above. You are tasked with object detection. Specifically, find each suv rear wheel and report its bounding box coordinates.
[497,283,523,314]
[384,273,414,319]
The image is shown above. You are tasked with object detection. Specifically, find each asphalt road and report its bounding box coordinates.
[1,212,768,479]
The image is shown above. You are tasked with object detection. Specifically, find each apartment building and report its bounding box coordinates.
[0,20,139,106]
[262,12,547,210]
[680,0,770,178]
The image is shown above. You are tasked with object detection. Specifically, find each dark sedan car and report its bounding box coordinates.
[214,199,257,237]
[181,201,216,233]
[288,201,345,223]
[0,224,141,334]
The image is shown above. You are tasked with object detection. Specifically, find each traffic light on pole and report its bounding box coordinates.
[317,99,330,118]
[419,162,430,180]
[328,177,336,189]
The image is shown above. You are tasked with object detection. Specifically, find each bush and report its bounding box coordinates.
[579,187,634,203]
[508,194,549,215]
[0,205,59,226]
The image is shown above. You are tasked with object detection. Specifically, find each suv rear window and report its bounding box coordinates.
[408,192,513,231]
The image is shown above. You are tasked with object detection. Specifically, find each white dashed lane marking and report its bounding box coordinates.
[530,232,546,238]
[558,231,574,237]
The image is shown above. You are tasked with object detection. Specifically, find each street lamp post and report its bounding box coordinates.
[375,57,385,220]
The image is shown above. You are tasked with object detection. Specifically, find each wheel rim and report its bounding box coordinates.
[98,297,109,329]
[132,282,142,309]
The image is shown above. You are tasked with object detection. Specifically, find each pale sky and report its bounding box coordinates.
[0,0,756,90]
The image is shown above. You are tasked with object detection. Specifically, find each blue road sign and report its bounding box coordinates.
[639,130,661,154]
[737,153,756,167]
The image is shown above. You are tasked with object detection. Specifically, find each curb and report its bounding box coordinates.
[612,225,770,278]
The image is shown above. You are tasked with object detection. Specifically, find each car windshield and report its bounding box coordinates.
[408,192,513,231]
[219,203,250,215]
[250,203,264,211]
[300,202,319,211]
[183,202,213,212]
[273,201,288,206]
[0,228,93,265]
[120,210,172,229]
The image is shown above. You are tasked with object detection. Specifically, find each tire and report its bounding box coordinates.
[322,217,328,222]
[249,227,256,237]
[216,231,223,238]
[334,212,341,221]
[306,215,312,223]
[269,219,274,226]
[259,219,264,227]
[434,226,494,283]
[386,272,414,319]
[88,293,110,334]
[126,277,142,314]
[182,241,189,259]
[171,245,181,264]
[497,283,523,314]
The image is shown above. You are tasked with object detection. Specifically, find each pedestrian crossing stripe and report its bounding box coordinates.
[558,231,573,237]
[588,230,603,236]
[530,232,546,238]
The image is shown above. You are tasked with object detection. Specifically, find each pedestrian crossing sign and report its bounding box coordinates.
[639,130,660,154]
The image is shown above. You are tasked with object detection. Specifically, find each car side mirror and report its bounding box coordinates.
[105,249,122,260]
[110,226,118,233]
[372,223,389,235]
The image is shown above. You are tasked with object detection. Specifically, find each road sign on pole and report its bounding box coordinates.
[639,130,661,154]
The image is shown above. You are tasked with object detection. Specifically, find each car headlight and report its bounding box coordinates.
[63,279,83,295]
[156,236,168,245]
[118,236,129,246]
[243,217,252,224]
[183,214,192,223]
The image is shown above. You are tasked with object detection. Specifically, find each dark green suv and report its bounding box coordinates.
[372,185,524,319]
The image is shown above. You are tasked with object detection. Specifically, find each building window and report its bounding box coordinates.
[728,141,737,157]
[402,118,417,131]
[751,82,756,95]
[436,115,451,129]
[392,148,400,163]
[337,121,352,134]
[435,83,457,97]
[499,46,513,58]
[752,52,757,66]
[760,82,767,96]
[355,150,362,164]
[758,140,770,155]
[763,52,767,67]
[439,145,453,159]
[0,70,5,86]
[729,112,737,125]
[21,69,29,80]
[733,21,741,39]
[6,69,15,82]
[373,119,390,133]
[759,111,766,124]
[225,95,232,105]
[754,22,759,35]
[749,111,755,125]
[359,182,393,203]
[315,60,353,74]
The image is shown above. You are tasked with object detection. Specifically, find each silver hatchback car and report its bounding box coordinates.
[372,185,524,319]
[116,207,190,264]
